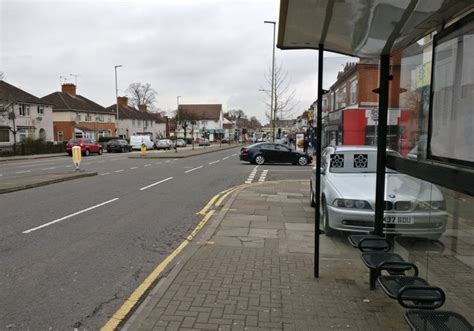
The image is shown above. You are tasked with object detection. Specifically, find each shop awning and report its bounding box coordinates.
[277,0,473,57]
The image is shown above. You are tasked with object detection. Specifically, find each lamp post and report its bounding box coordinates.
[264,20,276,142]
[114,65,122,137]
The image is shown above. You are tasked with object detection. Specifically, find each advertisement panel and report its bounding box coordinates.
[296,133,305,152]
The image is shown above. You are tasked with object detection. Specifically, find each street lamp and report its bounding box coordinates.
[114,65,122,137]
[264,20,276,142]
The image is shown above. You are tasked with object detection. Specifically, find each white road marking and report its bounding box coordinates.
[258,170,268,182]
[130,167,138,170]
[65,165,73,168]
[139,177,173,191]
[155,162,162,165]
[83,163,91,165]
[15,170,31,174]
[245,166,259,184]
[185,165,203,173]
[41,166,57,170]
[101,172,110,175]
[165,160,171,163]
[209,160,220,165]
[22,198,119,234]
[114,169,124,173]
[232,154,237,156]
[222,156,229,160]
[173,158,178,161]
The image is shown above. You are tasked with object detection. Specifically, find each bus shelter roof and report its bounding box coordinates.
[277,0,473,57]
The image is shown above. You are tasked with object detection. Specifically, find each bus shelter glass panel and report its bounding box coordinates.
[387,23,474,323]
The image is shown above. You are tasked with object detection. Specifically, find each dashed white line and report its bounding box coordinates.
[16,170,31,174]
[139,177,173,191]
[165,160,171,163]
[144,164,152,167]
[101,172,110,176]
[222,156,229,160]
[22,198,119,234]
[114,169,124,173]
[130,167,138,170]
[65,165,73,168]
[41,167,57,170]
[232,154,237,156]
[185,165,203,173]
[209,160,220,165]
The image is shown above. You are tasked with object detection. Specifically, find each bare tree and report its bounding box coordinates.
[126,83,157,109]
[261,63,297,122]
[248,116,262,131]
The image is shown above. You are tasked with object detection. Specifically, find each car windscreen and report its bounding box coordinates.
[328,151,396,173]
[68,139,80,144]
[108,140,119,144]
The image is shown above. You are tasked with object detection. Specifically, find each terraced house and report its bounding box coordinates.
[41,83,116,142]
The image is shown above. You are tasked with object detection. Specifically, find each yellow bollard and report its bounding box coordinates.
[72,145,82,170]
[140,143,146,154]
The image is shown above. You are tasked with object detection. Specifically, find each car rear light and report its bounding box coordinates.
[240,147,248,154]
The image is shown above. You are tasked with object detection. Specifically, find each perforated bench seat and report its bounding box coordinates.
[405,310,473,331]
[361,252,406,270]
[348,234,384,248]
[378,276,431,299]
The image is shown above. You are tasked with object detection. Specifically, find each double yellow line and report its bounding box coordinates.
[102,185,241,331]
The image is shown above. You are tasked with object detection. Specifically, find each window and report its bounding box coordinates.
[19,104,30,116]
[108,116,111,122]
[37,107,44,115]
[85,113,92,121]
[96,114,104,122]
[57,131,64,142]
[0,129,9,142]
[350,79,358,104]
[76,113,81,122]
[132,119,136,127]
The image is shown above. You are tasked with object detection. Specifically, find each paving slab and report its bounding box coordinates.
[123,180,412,331]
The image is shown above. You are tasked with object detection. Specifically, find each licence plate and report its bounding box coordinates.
[383,216,414,224]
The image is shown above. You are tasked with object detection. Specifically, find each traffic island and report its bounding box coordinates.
[128,144,241,159]
[0,171,98,194]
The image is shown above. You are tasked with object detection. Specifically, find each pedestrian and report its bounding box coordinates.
[303,135,309,154]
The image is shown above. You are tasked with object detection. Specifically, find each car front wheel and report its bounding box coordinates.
[321,198,335,236]
[98,148,103,155]
[298,156,308,166]
[255,155,265,165]
[85,149,90,156]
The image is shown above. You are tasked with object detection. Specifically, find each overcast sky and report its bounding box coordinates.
[0,0,357,124]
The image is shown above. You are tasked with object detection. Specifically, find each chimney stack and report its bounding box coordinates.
[138,104,147,113]
[117,96,128,106]
[61,83,76,96]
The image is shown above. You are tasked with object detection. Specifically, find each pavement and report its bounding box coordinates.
[0,152,66,162]
[119,180,408,331]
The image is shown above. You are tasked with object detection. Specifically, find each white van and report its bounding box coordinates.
[130,135,155,150]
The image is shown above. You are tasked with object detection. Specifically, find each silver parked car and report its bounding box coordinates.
[310,146,448,239]
[176,139,187,147]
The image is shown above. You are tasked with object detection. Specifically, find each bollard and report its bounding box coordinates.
[72,145,81,170]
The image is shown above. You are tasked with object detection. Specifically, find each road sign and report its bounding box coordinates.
[72,146,81,170]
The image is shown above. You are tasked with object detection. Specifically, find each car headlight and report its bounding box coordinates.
[333,199,371,209]
[415,200,446,211]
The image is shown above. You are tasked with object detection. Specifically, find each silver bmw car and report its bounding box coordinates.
[310,146,448,239]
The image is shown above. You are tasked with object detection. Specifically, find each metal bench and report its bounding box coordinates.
[350,236,409,290]
[377,262,431,299]
[397,286,473,331]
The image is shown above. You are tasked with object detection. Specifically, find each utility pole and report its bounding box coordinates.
[176,96,181,153]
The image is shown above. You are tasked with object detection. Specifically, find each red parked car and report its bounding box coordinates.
[66,138,103,156]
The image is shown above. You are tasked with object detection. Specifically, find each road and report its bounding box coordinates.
[0,147,312,330]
